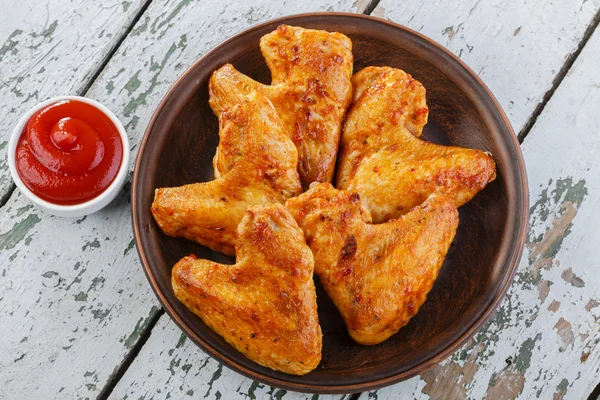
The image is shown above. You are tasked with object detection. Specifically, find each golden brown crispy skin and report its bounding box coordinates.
[209,25,353,188]
[172,203,322,375]
[337,66,496,223]
[286,183,458,345]
[151,92,302,255]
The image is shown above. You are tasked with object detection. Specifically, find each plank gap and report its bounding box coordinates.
[80,0,154,96]
[96,308,165,400]
[0,183,16,209]
[87,3,160,397]
[362,0,381,15]
[588,380,600,400]
[517,8,600,143]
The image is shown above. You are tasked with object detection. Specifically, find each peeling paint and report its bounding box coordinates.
[554,318,575,351]
[537,279,551,302]
[247,381,263,399]
[514,333,541,373]
[522,177,587,289]
[484,333,542,398]
[151,0,192,37]
[181,363,192,374]
[442,25,456,40]
[547,300,560,312]
[130,15,150,37]
[553,378,569,400]
[552,177,587,206]
[203,364,223,398]
[420,341,482,398]
[486,369,525,399]
[514,26,522,36]
[175,333,186,348]
[81,238,101,251]
[105,80,115,94]
[124,115,140,131]
[585,299,599,311]
[24,235,33,246]
[88,276,105,292]
[168,356,181,376]
[560,267,585,287]
[123,33,187,118]
[123,238,135,256]
[124,71,142,95]
[39,20,59,39]
[0,214,41,251]
[74,292,88,302]
[91,308,111,320]
[0,29,24,61]
[372,4,386,19]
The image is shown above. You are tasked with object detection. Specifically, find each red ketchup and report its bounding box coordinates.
[15,100,123,205]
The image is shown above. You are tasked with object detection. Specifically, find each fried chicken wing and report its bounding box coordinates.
[209,25,353,188]
[172,203,322,375]
[337,66,496,223]
[152,92,302,255]
[286,183,458,345]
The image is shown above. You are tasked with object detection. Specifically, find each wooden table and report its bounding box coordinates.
[1,1,599,399]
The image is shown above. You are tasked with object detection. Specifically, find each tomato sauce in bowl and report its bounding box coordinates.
[15,99,123,205]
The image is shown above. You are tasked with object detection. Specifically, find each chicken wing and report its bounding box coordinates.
[209,25,353,188]
[152,92,302,255]
[172,203,322,375]
[286,183,458,345]
[337,66,496,223]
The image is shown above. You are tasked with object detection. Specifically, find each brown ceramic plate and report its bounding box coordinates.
[132,12,528,394]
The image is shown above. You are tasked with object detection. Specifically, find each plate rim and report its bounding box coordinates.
[131,11,529,394]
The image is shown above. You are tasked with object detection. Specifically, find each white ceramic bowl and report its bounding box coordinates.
[7,96,130,218]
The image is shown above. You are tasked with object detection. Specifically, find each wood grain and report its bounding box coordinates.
[372,0,600,134]
[0,189,160,399]
[363,23,600,400]
[0,0,148,201]
[0,1,366,399]
[108,316,350,400]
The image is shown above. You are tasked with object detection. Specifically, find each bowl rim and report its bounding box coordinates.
[131,12,529,394]
[8,95,130,217]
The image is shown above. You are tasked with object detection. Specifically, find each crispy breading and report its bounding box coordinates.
[337,66,496,223]
[151,91,301,255]
[209,25,353,188]
[172,203,322,375]
[286,183,458,345]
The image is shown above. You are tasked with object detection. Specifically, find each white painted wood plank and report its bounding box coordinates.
[108,316,351,400]
[0,189,160,399]
[0,0,148,201]
[0,1,368,399]
[372,0,600,134]
[362,24,600,400]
